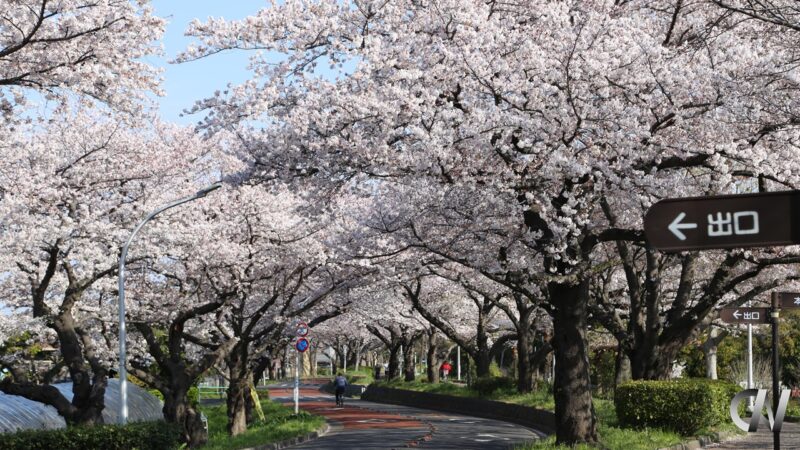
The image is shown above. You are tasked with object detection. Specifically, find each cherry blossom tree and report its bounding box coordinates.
[0,0,165,115]
[401,270,515,379]
[180,0,800,443]
[0,111,223,426]
[126,182,368,437]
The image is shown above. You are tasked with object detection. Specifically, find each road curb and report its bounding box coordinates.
[239,422,331,450]
[656,431,741,450]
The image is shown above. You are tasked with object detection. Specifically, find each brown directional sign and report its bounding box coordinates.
[778,292,800,309]
[644,190,800,252]
[720,307,771,324]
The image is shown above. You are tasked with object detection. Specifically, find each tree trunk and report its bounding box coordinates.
[352,344,361,371]
[49,304,108,426]
[549,280,598,445]
[253,357,270,386]
[387,345,401,380]
[311,350,318,377]
[702,327,728,380]
[226,346,249,436]
[427,336,439,383]
[403,344,415,382]
[245,374,256,426]
[474,312,492,378]
[163,381,207,448]
[329,348,338,375]
[475,349,491,378]
[630,340,682,380]
[614,345,632,388]
[517,325,533,392]
[705,347,718,380]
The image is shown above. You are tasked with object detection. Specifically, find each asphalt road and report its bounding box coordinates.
[268,382,545,449]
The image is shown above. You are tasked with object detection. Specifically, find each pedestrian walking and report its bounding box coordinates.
[440,361,452,381]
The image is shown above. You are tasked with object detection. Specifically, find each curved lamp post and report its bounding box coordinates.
[118,182,222,424]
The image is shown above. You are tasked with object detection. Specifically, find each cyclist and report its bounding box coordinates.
[334,372,347,406]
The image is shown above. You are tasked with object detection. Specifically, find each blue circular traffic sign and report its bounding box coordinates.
[295,337,310,353]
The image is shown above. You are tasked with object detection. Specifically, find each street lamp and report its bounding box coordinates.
[117,182,222,425]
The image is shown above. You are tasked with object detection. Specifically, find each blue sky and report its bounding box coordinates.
[150,1,264,126]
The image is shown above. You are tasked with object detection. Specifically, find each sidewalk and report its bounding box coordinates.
[707,423,800,449]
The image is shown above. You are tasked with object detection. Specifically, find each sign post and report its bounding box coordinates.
[294,351,299,414]
[292,323,311,415]
[771,293,780,450]
[720,302,779,449]
[644,191,800,450]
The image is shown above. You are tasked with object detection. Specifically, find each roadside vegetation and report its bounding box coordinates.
[376,378,746,450]
[199,397,324,450]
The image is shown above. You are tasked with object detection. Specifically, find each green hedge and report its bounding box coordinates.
[0,420,181,450]
[615,378,739,435]
[471,376,515,396]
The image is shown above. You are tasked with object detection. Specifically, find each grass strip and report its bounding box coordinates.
[200,397,325,450]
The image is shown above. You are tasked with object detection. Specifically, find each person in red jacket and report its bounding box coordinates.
[440,361,453,381]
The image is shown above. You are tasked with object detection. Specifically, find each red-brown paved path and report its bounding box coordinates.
[269,387,428,432]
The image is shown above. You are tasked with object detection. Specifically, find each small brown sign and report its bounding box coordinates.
[644,191,800,252]
[720,307,771,324]
[778,292,800,309]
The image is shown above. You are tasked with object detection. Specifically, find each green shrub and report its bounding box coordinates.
[147,388,164,402]
[590,349,616,398]
[188,386,199,408]
[615,378,739,435]
[471,376,515,396]
[488,362,504,378]
[0,420,181,450]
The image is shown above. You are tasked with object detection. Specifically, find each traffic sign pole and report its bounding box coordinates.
[747,322,754,409]
[294,351,299,414]
[292,322,310,415]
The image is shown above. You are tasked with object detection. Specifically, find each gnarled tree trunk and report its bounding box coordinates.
[549,280,598,445]
[402,345,416,382]
[426,331,439,383]
[387,344,401,380]
[163,379,208,448]
[226,344,250,436]
[0,258,113,427]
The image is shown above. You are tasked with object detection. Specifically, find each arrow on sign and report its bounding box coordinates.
[668,212,698,241]
[721,307,770,323]
[795,297,800,306]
